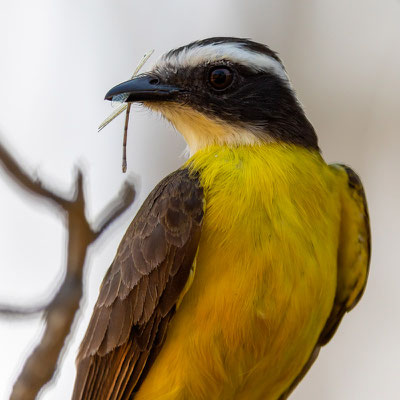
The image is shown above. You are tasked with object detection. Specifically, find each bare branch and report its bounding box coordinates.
[0,137,136,400]
[0,304,48,318]
[93,180,136,239]
[0,140,69,209]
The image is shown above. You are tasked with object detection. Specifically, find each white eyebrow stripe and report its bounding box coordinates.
[155,43,289,82]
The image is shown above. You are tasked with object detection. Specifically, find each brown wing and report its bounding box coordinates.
[72,168,204,400]
[279,164,370,399]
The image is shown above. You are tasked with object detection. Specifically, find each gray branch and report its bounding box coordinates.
[0,137,135,400]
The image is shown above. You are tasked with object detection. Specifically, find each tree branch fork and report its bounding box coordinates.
[0,138,136,400]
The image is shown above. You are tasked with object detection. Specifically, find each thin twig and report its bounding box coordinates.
[0,141,68,208]
[0,304,48,318]
[0,137,136,400]
[98,104,128,132]
[122,104,131,173]
[97,49,154,132]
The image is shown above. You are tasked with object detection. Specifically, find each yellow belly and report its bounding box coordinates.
[136,144,342,400]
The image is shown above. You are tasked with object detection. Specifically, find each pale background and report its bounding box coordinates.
[0,1,399,399]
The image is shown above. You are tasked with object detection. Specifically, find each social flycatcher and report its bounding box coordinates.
[72,37,370,400]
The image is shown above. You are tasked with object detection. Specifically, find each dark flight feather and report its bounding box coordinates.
[72,168,204,400]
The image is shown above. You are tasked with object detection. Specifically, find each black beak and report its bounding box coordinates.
[105,74,182,102]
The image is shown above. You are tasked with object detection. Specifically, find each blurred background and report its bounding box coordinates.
[0,0,399,399]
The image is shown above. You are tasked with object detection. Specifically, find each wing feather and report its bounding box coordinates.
[319,164,370,344]
[72,168,203,399]
[279,164,370,399]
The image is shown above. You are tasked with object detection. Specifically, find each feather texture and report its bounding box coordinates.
[132,144,370,400]
[72,168,204,400]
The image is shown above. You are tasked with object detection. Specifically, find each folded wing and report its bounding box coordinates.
[279,164,370,399]
[319,164,370,344]
[72,168,204,400]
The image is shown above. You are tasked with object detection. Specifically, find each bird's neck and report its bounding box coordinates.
[185,143,324,187]
[150,104,274,155]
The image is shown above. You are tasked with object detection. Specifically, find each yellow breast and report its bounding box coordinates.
[136,144,342,400]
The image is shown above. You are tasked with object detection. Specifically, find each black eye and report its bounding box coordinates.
[209,67,233,90]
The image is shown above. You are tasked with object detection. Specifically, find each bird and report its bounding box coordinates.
[72,37,370,400]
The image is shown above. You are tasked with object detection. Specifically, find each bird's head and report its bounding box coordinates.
[105,37,318,154]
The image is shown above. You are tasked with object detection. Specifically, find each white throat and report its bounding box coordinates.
[147,103,272,156]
